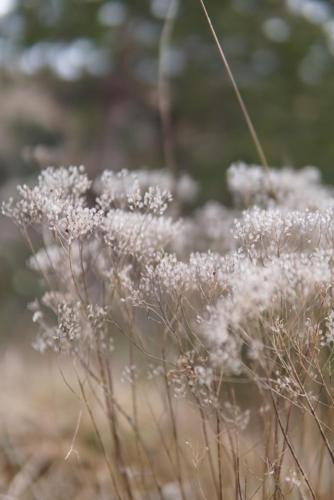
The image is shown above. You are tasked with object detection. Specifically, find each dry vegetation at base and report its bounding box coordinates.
[0,349,333,500]
[1,349,334,500]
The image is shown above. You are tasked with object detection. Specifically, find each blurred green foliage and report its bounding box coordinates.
[1,0,334,196]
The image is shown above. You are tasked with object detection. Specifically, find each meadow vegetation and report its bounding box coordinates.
[3,162,334,499]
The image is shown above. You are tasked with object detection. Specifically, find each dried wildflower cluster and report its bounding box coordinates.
[4,162,334,498]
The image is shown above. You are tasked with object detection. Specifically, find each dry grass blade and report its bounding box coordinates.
[198,0,269,171]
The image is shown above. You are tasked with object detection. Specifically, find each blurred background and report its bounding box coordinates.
[1,0,334,340]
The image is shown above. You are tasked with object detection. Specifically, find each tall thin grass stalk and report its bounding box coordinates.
[158,0,179,178]
[198,0,269,171]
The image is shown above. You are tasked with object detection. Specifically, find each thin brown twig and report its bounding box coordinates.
[158,0,178,178]
[198,0,269,171]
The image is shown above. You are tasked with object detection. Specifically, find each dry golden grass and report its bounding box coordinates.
[1,346,334,500]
